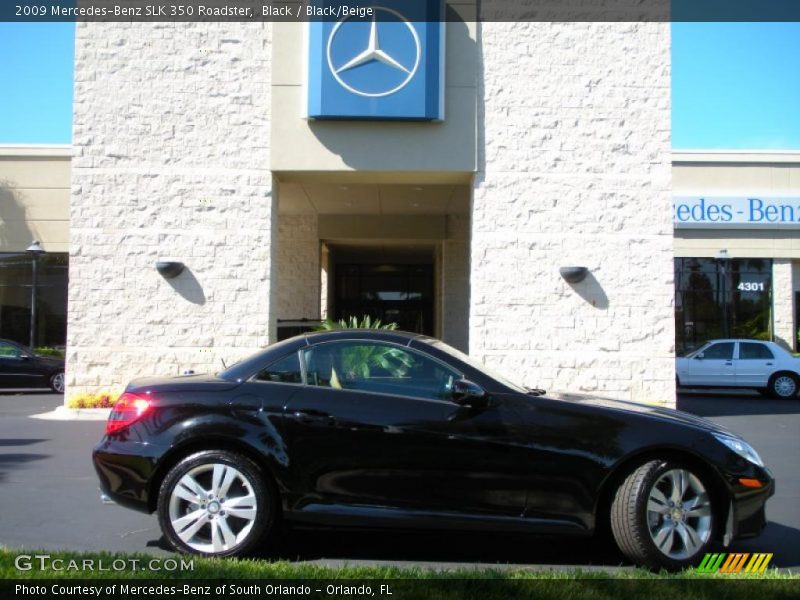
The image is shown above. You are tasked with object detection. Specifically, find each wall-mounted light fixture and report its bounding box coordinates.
[156,261,185,279]
[559,266,589,284]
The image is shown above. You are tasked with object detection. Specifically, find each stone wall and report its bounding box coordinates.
[276,214,320,321]
[471,22,675,404]
[68,21,676,403]
[67,23,274,396]
[441,215,470,352]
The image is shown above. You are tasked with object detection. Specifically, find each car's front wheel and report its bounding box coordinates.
[157,450,275,557]
[610,460,715,570]
[768,372,798,399]
[50,372,65,394]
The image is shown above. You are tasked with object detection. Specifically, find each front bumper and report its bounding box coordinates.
[729,476,774,541]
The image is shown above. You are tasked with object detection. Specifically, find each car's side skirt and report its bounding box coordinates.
[284,503,590,536]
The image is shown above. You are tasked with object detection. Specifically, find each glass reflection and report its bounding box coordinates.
[674,258,772,355]
[0,253,68,348]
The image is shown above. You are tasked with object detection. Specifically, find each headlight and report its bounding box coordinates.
[713,433,764,467]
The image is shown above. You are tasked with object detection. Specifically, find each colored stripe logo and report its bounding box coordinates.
[697,553,773,574]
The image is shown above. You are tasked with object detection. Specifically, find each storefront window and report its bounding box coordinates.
[674,258,772,355]
[0,253,68,349]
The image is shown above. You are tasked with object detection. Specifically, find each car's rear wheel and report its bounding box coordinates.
[610,460,715,570]
[157,450,275,557]
[50,372,65,394]
[768,373,798,399]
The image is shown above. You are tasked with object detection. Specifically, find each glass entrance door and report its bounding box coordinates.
[334,264,434,335]
[674,258,773,355]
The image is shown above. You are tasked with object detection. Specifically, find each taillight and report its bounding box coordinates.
[106,392,152,435]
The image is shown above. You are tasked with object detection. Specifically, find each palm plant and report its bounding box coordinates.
[315,315,398,331]
[340,342,414,379]
[314,315,410,379]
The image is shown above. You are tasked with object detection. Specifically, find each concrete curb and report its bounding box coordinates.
[31,405,112,421]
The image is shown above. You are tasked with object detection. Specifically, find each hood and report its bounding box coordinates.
[545,391,736,436]
[127,373,242,394]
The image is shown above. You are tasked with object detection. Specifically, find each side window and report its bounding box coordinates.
[255,352,302,384]
[703,342,734,360]
[739,343,774,360]
[0,342,22,358]
[303,342,459,402]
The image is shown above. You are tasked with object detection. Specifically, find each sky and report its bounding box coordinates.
[0,22,798,149]
[672,22,800,150]
[0,22,74,144]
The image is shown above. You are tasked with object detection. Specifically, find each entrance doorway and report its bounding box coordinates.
[674,257,773,355]
[328,245,435,335]
[275,179,471,349]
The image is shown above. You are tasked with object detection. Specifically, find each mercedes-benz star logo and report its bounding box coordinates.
[327,7,421,98]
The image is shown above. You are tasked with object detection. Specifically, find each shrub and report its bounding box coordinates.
[34,347,65,358]
[315,315,399,331]
[66,391,117,409]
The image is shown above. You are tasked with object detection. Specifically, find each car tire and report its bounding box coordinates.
[157,450,276,557]
[610,460,716,570]
[768,372,799,399]
[50,372,65,394]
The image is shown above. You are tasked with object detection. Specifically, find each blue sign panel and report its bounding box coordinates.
[307,1,445,121]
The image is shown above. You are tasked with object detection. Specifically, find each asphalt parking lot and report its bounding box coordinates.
[0,389,798,571]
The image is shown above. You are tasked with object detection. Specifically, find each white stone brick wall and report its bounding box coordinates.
[276,214,320,321]
[472,22,675,404]
[773,259,796,350]
[68,22,274,396]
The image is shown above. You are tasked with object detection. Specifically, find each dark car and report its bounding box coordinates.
[0,338,65,393]
[93,330,773,569]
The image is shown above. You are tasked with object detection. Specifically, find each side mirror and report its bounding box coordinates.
[452,379,487,406]
[694,353,705,360]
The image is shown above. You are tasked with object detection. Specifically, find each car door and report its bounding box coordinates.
[0,340,46,388]
[735,342,775,387]
[684,341,735,386]
[282,340,529,519]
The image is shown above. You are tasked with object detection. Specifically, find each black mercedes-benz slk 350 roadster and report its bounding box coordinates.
[93,330,773,569]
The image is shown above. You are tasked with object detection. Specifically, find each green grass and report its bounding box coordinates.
[2,547,798,579]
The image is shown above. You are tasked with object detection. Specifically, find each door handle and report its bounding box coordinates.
[291,410,336,424]
[725,361,732,365]
[766,362,773,366]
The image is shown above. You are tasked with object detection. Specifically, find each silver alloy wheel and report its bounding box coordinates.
[646,468,712,560]
[773,375,797,398]
[168,463,258,554]
[52,372,65,393]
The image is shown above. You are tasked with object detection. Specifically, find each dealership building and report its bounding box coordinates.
[0,15,798,406]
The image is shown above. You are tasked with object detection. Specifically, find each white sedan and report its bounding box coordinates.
[676,339,800,398]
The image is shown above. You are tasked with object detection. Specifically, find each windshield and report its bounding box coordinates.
[427,340,529,394]
[683,342,712,358]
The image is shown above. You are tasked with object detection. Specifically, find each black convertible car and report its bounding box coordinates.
[0,338,65,393]
[93,330,773,569]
